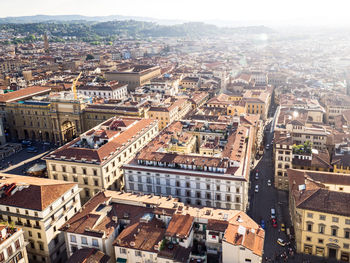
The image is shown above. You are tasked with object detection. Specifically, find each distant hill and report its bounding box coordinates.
[0,18,274,44]
[0,14,186,26]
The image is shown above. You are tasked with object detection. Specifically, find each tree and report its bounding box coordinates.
[86,54,94,60]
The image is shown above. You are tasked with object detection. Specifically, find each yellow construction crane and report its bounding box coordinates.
[71,72,82,100]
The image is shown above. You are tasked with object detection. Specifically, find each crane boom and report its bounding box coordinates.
[72,72,82,100]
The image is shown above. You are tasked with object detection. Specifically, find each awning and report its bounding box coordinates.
[116,258,127,263]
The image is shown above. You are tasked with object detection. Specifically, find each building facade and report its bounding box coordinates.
[123,121,254,211]
[105,65,161,91]
[288,169,350,262]
[0,224,28,263]
[44,117,159,202]
[0,174,81,263]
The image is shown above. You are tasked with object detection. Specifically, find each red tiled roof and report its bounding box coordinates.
[0,86,51,103]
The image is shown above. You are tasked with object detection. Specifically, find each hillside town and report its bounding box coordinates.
[0,19,350,263]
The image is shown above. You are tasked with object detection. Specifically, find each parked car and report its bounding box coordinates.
[271,208,276,218]
[255,185,259,193]
[260,219,265,229]
[272,218,278,228]
[281,223,286,232]
[27,146,38,153]
[21,140,32,147]
[255,172,259,180]
[277,238,286,246]
[265,144,270,150]
[267,180,272,186]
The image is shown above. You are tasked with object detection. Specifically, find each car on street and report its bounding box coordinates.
[281,223,286,232]
[267,179,272,186]
[260,219,265,229]
[255,185,259,193]
[255,172,259,180]
[271,208,276,218]
[277,238,286,247]
[272,218,278,228]
[27,146,38,153]
[265,144,270,150]
[21,140,32,147]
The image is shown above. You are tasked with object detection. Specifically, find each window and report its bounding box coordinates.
[319,215,326,221]
[81,237,88,245]
[318,239,323,244]
[345,230,350,239]
[0,252,4,262]
[307,222,313,232]
[119,248,126,254]
[92,239,98,247]
[15,239,20,249]
[82,168,87,175]
[135,251,142,257]
[39,243,44,251]
[331,227,338,237]
[72,167,76,173]
[52,165,56,171]
[7,245,13,256]
[346,219,350,225]
[318,224,325,234]
[307,212,313,218]
[332,217,339,223]
[70,235,76,243]
[38,233,41,239]
[306,236,311,241]
[62,166,66,172]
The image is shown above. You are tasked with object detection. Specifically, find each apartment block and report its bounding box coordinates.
[288,169,350,262]
[0,223,28,263]
[44,117,159,202]
[148,99,191,130]
[274,131,332,190]
[123,120,254,211]
[60,190,264,263]
[77,82,128,100]
[105,65,161,91]
[0,174,81,263]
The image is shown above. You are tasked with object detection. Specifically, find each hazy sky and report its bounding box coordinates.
[1,0,350,26]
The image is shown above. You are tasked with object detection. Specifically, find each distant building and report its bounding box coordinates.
[148,99,191,130]
[105,65,161,91]
[77,82,127,100]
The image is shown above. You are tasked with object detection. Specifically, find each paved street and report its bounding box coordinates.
[0,141,55,176]
[248,128,340,262]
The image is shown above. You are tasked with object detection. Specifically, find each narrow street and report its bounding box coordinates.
[247,123,340,263]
